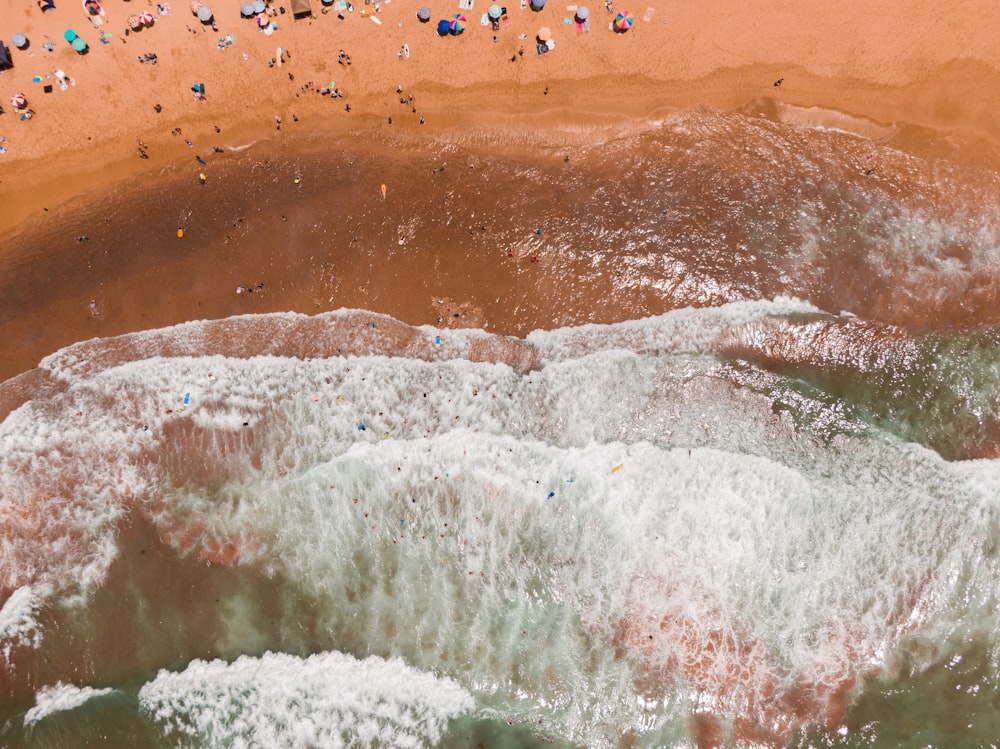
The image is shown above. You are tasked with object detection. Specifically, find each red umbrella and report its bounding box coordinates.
[11,94,26,110]
[140,11,155,24]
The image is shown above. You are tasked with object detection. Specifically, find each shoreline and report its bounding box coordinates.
[5,65,1000,239]
[3,0,1000,237]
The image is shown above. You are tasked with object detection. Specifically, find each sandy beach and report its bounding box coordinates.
[1,0,1000,383]
[4,4,1000,744]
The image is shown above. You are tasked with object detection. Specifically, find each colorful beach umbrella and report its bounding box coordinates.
[450,13,466,33]
[613,10,634,30]
[536,25,551,41]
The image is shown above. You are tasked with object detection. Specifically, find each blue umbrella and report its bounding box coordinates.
[529,0,545,9]
[437,18,451,34]
[488,3,501,18]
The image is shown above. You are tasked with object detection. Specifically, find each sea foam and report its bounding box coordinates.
[23,682,115,727]
[138,651,473,748]
[3,303,1000,745]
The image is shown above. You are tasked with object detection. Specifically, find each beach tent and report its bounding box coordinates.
[0,43,9,70]
[291,0,311,16]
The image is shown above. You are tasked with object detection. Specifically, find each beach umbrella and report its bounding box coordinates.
[253,0,266,12]
[488,3,501,18]
[197,4,213,21]
[613,10,633,30]
[529,0,545,9]
[11,93,26,110]
[574,5,588,20]
[536,25,551,41]
[436,18,451,34]
[241,3,254,15]
[416,6,430,21]
[450,13,466,33]
[12,32,27,49]
[128,14,142,28]
[72,36,88,52]
[140,11,155,25]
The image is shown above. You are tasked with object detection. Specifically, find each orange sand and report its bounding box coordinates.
[2,0,999,237]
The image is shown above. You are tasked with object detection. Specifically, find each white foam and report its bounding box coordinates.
[138,650,473,748]
[5,306,1000,744]
[0,585,44,664]
[23,682,115,726]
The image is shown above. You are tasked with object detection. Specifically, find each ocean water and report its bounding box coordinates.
[4,107,1000,748]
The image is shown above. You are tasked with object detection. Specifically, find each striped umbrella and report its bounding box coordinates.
[127,14,142,28]
[140,11,155,24]
[450,13,466,33]
[613,9,633,30]
[11,93,26,110]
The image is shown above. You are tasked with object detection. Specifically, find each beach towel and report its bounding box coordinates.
[458,0,473,9]
[642,6,653,21]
